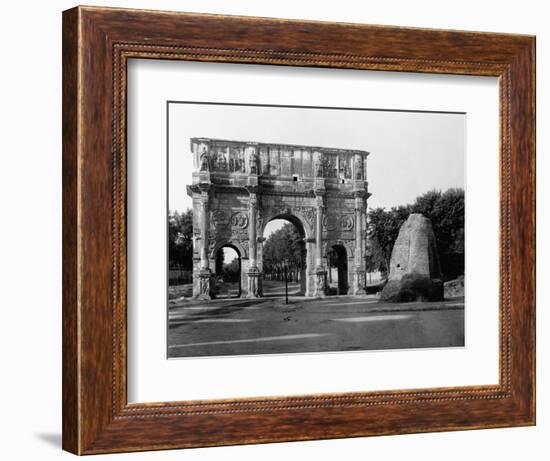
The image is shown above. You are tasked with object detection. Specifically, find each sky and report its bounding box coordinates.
[168,102,465,257]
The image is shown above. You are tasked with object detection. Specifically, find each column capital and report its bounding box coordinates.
[313,181,326,196]
[188,184,201,194]
[354,197,366,212]
[248,194,259,211]
[245,185,259,196]
[314,194,325,208]
[198,192,210,206]
[199,183,211,194]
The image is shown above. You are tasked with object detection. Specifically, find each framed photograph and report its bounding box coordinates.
[62,6,535,454]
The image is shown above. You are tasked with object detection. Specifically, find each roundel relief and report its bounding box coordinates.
[323,215,337,231]
[323,214,354,231]
[341,215,354,231]
[231,212,249,229]
[211,210,227,227]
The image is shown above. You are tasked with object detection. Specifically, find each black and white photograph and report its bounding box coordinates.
[167,102,465,358]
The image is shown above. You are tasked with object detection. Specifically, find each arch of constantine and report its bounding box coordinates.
[186,137,371,299]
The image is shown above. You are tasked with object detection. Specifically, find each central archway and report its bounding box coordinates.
[260,214,309,298]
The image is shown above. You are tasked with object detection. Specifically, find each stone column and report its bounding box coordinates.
[354,196,363,266]
[249,194,257,267]
[199,192,209,269]
[304,237,316,297]
[246,189,261,298]
[315,196,323,266]
[352,192,366,295]
[299,242,307,295]
[196,187,214,299]
[257,236,265,283]
[313,193,327,297]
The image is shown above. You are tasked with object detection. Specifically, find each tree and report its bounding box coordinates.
[262,223,303,281]
[367,205,410,273]
[365,235,386,275]
[410,188,464,257]
[222,258,241,282]
[215,248,225,274]
[168,209,193,271]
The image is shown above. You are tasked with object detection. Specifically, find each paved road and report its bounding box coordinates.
[167,289,465,358]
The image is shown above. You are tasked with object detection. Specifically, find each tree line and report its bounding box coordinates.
[168,209,193,272]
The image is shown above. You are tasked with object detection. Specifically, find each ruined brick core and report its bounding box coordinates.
[388,213,441,281]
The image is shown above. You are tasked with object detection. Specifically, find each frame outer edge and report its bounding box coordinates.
[63,6,536,454]
[531,36,537,425]
[499,37,535,424]
[521,36,536,425]
[62,6,81,455]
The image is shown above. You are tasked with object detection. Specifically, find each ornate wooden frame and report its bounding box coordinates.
[62,5,536,455]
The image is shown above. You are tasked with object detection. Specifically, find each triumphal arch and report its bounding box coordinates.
[186,137,371,299]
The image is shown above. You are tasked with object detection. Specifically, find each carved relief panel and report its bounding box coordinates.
[230,211,249,240]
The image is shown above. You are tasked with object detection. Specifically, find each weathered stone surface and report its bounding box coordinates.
[388,213,441,281]
[380,274,443,302]
[381,213,443,302]
[246,267,262,298]
[186,138,371,298]
[196,268,215,300]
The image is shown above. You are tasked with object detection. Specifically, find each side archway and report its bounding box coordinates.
[325,240,353,295]
[210,240,248,298]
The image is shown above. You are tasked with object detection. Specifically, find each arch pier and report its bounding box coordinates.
[186,137,371,299]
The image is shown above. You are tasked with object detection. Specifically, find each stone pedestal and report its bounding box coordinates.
[312,267,327,298]
[352,268,366,295]
[246,266,262,298]
[196,268,215,300]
